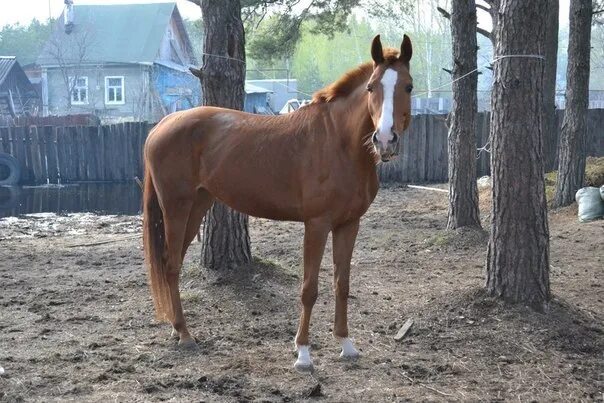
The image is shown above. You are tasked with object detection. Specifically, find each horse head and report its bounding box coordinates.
[366,34,413,162]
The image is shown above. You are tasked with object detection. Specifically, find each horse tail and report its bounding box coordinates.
[143,165,173,322]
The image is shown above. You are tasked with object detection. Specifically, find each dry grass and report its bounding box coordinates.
[585,156,604,187]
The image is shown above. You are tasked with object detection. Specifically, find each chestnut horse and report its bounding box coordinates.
[143,35,413,371]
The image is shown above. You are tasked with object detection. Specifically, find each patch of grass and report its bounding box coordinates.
[252,256,282,270]
[544,157,604,202]
[252,256,298,278]
[544,171,557,202]
[180,291,202,303]
[424,233,451,247]
[181,263,203,279]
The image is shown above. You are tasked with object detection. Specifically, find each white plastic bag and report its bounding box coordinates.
[575,187,604,222]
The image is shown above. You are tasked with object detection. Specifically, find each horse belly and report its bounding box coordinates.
[202,170,304,221]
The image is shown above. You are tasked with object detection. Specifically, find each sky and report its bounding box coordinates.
[0,0,571,28]
[0,0,202,26]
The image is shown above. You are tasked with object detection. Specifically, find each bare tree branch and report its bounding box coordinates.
[477,26,492,39]
[437,6,451,19]
[476,3,490,13]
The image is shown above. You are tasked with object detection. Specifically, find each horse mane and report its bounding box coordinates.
[312,48,401,103]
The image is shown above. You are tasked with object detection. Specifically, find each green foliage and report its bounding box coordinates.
[0,19,53,65]
[183,18,204,62]
[244,0,361,62]
[247,15,302,62]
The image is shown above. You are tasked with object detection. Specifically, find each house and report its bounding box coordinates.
[244,83,273,114]
[245,79,298,114]
[37,2,200,123]
[0,57,39,118]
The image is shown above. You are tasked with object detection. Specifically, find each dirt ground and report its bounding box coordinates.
[0,185,602,402]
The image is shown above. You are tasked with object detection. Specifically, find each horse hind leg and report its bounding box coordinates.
[332,219,360,360]
[161,198,198,348]
[170,188,215,341]
[181,188,215,260]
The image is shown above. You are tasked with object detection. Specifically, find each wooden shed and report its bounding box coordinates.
[0,57,39,118]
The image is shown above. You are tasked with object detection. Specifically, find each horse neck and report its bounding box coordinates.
[327,85,376,163]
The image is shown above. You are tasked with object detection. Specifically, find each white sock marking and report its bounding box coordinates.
[376,68,398,148]
[339,337,360,358]
[294,345,312,369]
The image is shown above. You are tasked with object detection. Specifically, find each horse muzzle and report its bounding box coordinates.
[372,130,400,162]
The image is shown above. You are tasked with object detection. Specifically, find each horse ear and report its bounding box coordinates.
[399,34,413,65]
[371,35,384,65]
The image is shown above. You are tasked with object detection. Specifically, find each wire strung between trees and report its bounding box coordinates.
[412,54,546,99]
[197,51,546,102]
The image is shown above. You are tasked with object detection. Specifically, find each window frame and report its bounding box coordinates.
[104,76,125,105]
[70,76,88,105]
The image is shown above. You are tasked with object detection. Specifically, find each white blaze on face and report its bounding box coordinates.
[376,68,398,148]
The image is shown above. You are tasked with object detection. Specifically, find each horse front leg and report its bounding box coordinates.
[294,219,330,372]
[332,218,360,359]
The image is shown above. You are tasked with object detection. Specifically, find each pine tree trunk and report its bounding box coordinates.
[552,0,592,208]
[196,0,252,270]
[486,0,550,311]
[543,0,560,172]
[447,0,481,230]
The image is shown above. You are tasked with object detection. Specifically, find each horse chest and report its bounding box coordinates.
[333,176,378,223]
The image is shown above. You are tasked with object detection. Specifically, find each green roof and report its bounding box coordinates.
[38,3,182,65]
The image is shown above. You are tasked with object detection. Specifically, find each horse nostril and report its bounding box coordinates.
[390,131,399,143]
[372,131,378,144]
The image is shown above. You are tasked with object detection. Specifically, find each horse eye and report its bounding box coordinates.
[406,84,413,93]
[366,84,373,93]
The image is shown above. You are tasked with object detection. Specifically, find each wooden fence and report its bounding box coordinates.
[1,110,603,185]
[378,109,604,182]
[0,122,153,184]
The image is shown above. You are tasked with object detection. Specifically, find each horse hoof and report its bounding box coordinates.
[339,350,360,360]
[178,338,199,350]
[293,360,314,373]
[338,337,359,360]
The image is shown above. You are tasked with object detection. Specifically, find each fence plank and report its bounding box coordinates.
[95,126,104,181]
[11,127,27,183]
[55,126,67,183]
[86,126,99,181]
[0,127,7,153]
[119,123,128,181]
[42,126,58,183]
[125,122,134,181]
[23,127,34,183]
[111,125,121,181]
[75,126,88,181]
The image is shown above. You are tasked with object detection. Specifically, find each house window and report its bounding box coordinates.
[70,76,88,104]
[105,76,125,105]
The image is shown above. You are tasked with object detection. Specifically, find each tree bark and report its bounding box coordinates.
[447,0,481,230]
[486,0,550,311]
[552,0,592,208]
[197,0,252,270]
[543,0,560,172]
